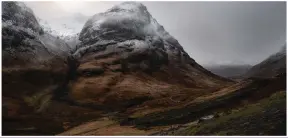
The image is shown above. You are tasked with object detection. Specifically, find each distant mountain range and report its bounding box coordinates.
[205,64,252,79]
[205,45,286,79]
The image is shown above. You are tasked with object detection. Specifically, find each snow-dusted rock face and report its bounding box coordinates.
[2,2,71,68]
[2,2,42,33]
[75,2,192,65]
[246,44,286,78]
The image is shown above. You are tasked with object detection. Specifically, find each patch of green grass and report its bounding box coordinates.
[129,81,265,128]
[23,86,54,112]
[173,91,286,136]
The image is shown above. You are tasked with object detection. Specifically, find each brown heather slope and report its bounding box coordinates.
[58,73,285,136]
[68,51,232,112]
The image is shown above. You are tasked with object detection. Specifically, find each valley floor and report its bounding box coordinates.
[155,91,286,136]
[2,69,286,136]
[59,78,286,135]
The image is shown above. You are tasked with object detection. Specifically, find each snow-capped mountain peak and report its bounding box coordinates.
[76,2,190,64]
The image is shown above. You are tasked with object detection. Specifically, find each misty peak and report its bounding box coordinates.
[76,1,190,62]
[79,1,179,46]
[108,2,148,13]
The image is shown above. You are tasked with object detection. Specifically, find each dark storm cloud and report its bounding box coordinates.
[25,1,286,66]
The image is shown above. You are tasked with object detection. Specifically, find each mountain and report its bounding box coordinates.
[245,45,286,78]
[2,2,232,135]
[205,64,252,79]
[2,2,73,135]
[2,2,71,68]
[2,2,285,136]
[205,45,286,80]
[57,3,287,135]
[68,2,231,110]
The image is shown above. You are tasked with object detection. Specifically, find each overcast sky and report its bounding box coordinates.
[24,1,286,66]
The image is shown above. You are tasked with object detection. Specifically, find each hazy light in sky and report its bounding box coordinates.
[54,1,86,12]
[24,1,286,66]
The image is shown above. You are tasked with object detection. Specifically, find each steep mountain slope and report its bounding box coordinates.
[2,2,75,135]
[245,45,286,78]
[68,2,231,111]
[2,1,74,104]
[2,2,71,68]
